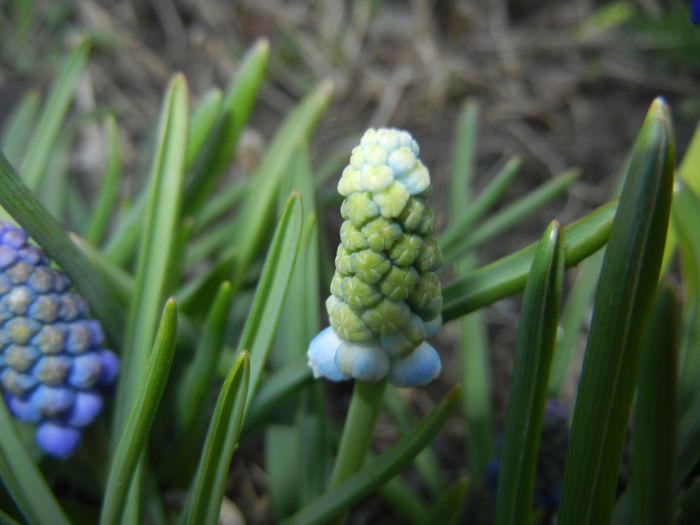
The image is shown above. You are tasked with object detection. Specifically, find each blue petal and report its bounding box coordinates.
[307,326,349,382]
[35,422,81,457]
[335,341,389,382]
[692,0,700,24]
[64,390,103,427]
[388,342,441,387]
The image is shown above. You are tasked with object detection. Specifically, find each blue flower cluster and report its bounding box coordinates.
[307,128,442,387]
[0,222,119,457]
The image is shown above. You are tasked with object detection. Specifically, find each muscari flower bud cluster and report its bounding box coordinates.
[0,222,119,457]
[307,128,443,387]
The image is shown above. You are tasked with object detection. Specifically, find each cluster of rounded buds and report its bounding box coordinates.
[0,222,119,457]
[307,128,443,387]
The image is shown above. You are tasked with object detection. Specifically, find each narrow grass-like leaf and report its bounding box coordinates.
[0,407,70,525]
[177,248,237,314]
[239,192,303,406]
[280,387,460,525]
[671,181,700,413]
[22,39,90,190]
[631,282,679,525]
[447,169,578,260]
[425,477,470,525]
[548,250,603,396]
[185,88,223,171]
[676,479,700,525]
[181,351,250,525]
[384,387,445,497]
[190,179,248,234]
[244,362,313,433]
[450,99,479,202]
[558,97,675,525]
[379,475,429,524]
[113,74,188,436]
[0,89,39,165]
[0,508,21,525]
[100,299,178,525]
[186,81,331,273]
[496,221,564,525]
[85,115,123,245]
[442,199,616,322]
[0,152,124,341]
[267,425,301,517]
[185,38,269,216]
[171,282,233,480]
[440,156,521,256]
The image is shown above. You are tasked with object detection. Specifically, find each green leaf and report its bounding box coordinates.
[447,169,578,260]
[630,282,679,525]
[450,99,479,205]
[0,89,40,166]
[185,39,269,216]
[378,474,429,525]
[190,179,247,235]
[558,97,675,525]
[113,73,189,436]
[0,152,124,342]
[170,282,233,481]
[239,191,304,407]
[85,115,123,245]
[267,425,301,517]
[496,221,564,525]
[675,479,700,525]
[384,387,446,497]
[100,298,178,525]
[547,250,603,396]
[185,88,223,172]
[440,156,521,257]
[425,477,470,525]
[442,199,616,322]
[22,38,90,190]
[244,362,313,433]
[671,181,700,413]
[186,81,332,275]
[0,408,70,525]
[181,351,250,525]
[280,387,460,525]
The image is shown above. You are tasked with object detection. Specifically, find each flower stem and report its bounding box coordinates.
[330,379,388,491]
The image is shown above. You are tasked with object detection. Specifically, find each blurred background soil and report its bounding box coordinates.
[1,1,699,523]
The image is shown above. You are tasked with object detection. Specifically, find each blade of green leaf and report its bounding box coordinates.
[186,81,331,275]
[384,387,446,497]
[378,473,428,525]
[0,152,124,342]
[446,169,578,261]
[0,89,40,166]
[496,221,564,525]
[243,362,313,433]
[558,97,675,525]
[442,199,616,322]
[85,115,123,245]
[0,408,71,525]
[450,99,479,204]
[548,249,603,396]
[190,179,248,235]
[180,351,250,525]
[0,508,21,525]
[184,39,269,216]
[267,424,301,517]
[675,479,700,525]
[170,282,233,481]
[113,73,189,437]
[99,298,178,525]
[671,181,700,413]
[631,282,679,525]
[440,156,522,255]
[425,477,470,525]
[21,38,90,190]
[239,191,303,409]
[280,386,460,525]
[185,88,223,172]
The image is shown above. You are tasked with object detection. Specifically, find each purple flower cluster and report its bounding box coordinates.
[0,222,119,457]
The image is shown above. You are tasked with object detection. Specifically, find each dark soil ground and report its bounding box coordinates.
[1,1,699,523]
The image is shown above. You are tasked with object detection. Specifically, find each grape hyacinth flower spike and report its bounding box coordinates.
[0,222,119,457]
[307,128,443,387]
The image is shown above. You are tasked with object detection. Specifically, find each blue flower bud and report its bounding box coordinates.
[307,129,443,387]
[0,222,119,456]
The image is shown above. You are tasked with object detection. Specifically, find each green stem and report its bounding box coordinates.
[330,380,388,491]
